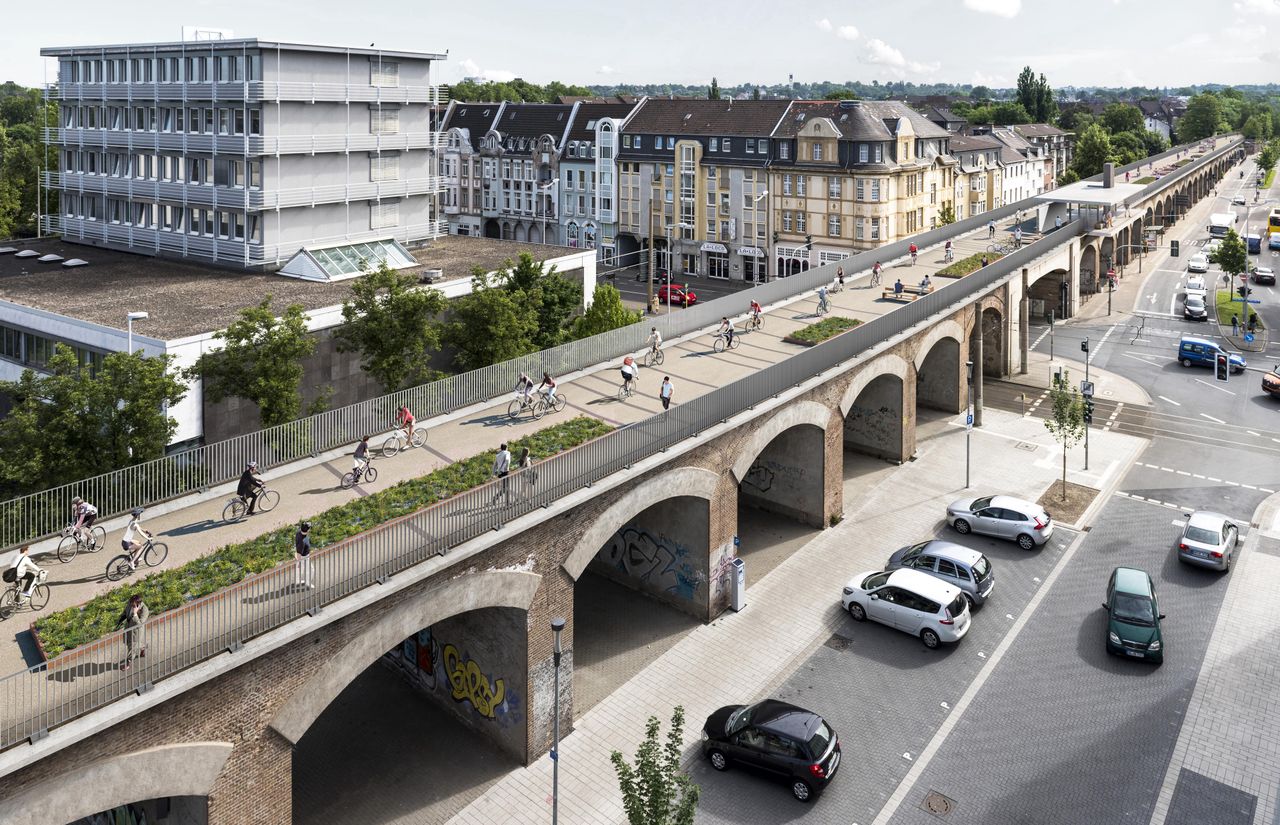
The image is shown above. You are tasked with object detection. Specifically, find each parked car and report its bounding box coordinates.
[1263,366,1280,398]
[945,494,1054,550]
[701,699,841,802]
[1182,295,1208,321]
[886,539,995,607]
[1187,253,1210,273]
[1177,510,1240,572]
[1251,266,1276,285]
[1177,337,1246,373]
[657,284,697,306]
[1103,567,1164,664]
[1184,274,1207,297]
[841,568,971,648]
[1232,195,1248,206]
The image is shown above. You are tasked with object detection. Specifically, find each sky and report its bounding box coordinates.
[5,0,1280,90]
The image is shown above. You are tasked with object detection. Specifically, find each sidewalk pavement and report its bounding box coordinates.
[1000,349,1152,407]
[1148,490,1280,825]
[447,407,1148,825]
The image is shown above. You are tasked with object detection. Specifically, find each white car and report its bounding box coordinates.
[841,568,971,649]
[1187,253,1210,273]
[1204,239,1222,256]
[1185,275,1207,297]
[1231,195,1247,206]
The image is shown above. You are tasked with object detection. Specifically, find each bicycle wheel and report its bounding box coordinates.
[730,336,741,350]
[654,349,665,365]
[507,399,524,419]
[410,428,427,448]
[713,336,726,353]
[341,471,356,489]
[532,399,547,420]
[88,525,106,551]
[381,435,402,458]
[618,384,630,401]
[144,541,168,568]
[257,489,280,513]
[0,589,16,620]
[29,583,50,611]
[106,555,134,582]
[364,466,378,483]
[223,498,246,523]
[553,394,566,413]
[56,535,81,564]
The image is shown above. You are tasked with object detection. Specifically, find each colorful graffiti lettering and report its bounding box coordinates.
[443,643,507,719]
[603,526,701,599]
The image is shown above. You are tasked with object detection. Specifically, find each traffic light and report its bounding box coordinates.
[1080,338,1089,354]
[1238,284,1252,300]
[1083,400,1095,425]
[1170,239,1179,258]
[1216,353,1229,382]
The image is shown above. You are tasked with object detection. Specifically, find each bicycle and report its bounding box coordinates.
[746,313,763,332]
[618,376,637,401]
[643,346,665,367]
[531,391,567,420]
[713,332,741,353]
[816,298,830,317]
[56,522,107,563]
[829,281,844,294]
[341,463,379,489]
[105,537,169,582]
[382,426,427,458]
[222,488,280,523]
[988,242,1012,255]
[869,269,883,287]
[0,570,49,619]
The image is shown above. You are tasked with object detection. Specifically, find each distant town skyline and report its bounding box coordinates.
[5,0,1279,90]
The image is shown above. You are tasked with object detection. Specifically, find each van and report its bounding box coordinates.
[1177,337,1246,373]
[1246,234,1262,254]
[1103,567,1164,664]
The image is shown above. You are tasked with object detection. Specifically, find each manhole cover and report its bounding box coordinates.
[920,790,956,817]
[823,633,853,652]
[1014,442,1038,452]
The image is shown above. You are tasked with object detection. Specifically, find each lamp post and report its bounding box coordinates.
[539,178,560,246]
[965,360,974,488]
[126,311,149,354]
[753,189,769,283]
[663,222,694,314]
[550,616,566,825]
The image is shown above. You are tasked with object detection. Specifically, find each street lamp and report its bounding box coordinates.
[126,311,149,354]
[965,360,974,488]
[550,616,566,825]
[539,178,559,246]
[753,190,769,283]
[661,222,694,314]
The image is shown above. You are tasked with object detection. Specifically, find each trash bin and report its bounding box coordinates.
[730,557,746,612]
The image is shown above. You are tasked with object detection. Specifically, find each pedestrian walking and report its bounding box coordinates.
[1055,215,1063,231]
[116,594,149,671]
[981,255,990,268]
[517,447,536,499]
[659,376,674,411]
[492,443,512,504]
[294,521,314,590]
[987,219,995,239]
[1231,314,1240,336]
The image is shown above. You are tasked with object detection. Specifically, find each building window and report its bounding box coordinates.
[812,142,822,161]
[710,138,719,152]
[371,200,400,229]
[828,177,840,199]
[746,138,755,154]
[828,214,840,237]
[874,145,883,163]
[859,144,868,163]
[758,138,768,155]
[707,251,729,279]
[370,107,400,134]
[780,142,790,160]
[855,219,864,240]
[371,60,399,87]
[666,136,675,149]
[782,211,792,232]
[797,212,807,232]
[654,136,662,149]
[371,152,400,181]
[870,217,880,240]
[723,138,732,152]
[782,174,792,196]
[870,179,881,201]
[797,176,806,197]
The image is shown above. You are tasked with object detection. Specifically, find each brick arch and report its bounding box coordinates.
[912,319,966,372]
[839,353,912,417]
[0,741,233,825]
[561,466,720,581]
[270,569,541,744]
[729,400,833,484]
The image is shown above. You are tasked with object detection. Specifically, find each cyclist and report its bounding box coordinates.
[871,261,883,285]
[909,243,918,265]
[817,284,829,314]
[646,326,662,357]
[395,404,416,445]
[749,298,763,328]
[944,240,954,263]
[515,371,535,407]
[538,372,558,405]
[121,507,153,570]
[71,496,98,542]
[835,266,846,291]
[8,546,41,605]
[238,461,266,515]
[620,356,638,395]
[717,317,735,348]
[353,435,371,479]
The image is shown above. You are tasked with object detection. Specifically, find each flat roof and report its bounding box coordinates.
[40,39,446,62]
[1033,180,1146,208]
[0,236,577,340]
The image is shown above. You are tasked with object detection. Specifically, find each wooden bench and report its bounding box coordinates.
[882,284,935,302]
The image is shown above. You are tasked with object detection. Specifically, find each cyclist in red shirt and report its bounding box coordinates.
[396,404,415,444]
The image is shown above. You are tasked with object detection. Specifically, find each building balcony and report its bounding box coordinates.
[46,81,446,106]
[44,171,446,210]
[44,127,446,155]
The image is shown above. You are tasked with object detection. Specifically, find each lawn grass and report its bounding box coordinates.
[783,316,863,346]
[33,417,613,657]
[1265,168,1276,189]
[1134,176,1157,185]
[1214,286,1266,329]
[936,251,1005,278]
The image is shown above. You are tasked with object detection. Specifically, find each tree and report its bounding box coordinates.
[610,706,699,825]
[1035,73,1058,124]
[990,102,1032,125]
[1138,129,1170,157]
[0,346,186,495]
[496,252,583,349]
[442,271,539,369]
[752,86,761,100]
[334,263,448,392]
[969,85,992,103]
[1073,123,1115,177]
[1057,168,1081,186]
[1210,229,1247,280]
[186,298,318,428]
[1178,93,1224,142]
[1043,369,1086,502]
[573,284,642,339]
[709,77,720,100]
[1110,131,1148,165]
[823,90,859,101]
[938,201,956,225]
[1016,67,1037,116]
[1242,113,1272,142]
[1101,103,1143,136]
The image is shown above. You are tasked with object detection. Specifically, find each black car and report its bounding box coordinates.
[701,699,840,802]
[1183,295,1208,321]
[1251,266,1276,285]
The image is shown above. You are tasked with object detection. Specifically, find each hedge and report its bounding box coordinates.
[784,316,863,347]
[1134,176,1157,185]
[34,417,613,657]
[936,251,1005,278]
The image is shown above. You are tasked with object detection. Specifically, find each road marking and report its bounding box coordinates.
[870,527,1089,825]
[1172,520,1186,527]
[1193,474,1205,479]
[1207,476,1222,482]
[1030,326,1051,350]
[1193,378,1236,396]
[1088,324,1116,364]
[1247,430,1260,436]
[1121,352,1164,366]
[1176,470,1192,476]
[1243,484,1258,490]
[1199,413,1226,424]
[1158,395,1182,406]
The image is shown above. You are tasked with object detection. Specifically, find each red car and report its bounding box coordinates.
[658,284,697,306]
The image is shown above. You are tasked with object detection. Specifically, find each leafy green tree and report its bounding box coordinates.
[752,87,761,100]
[1110,131,1148,165]
[0,346,186,495]
[610,706,699,825]
[969,85,992,103]
[1035,73,1058,123]
[938,201,956,225]
[496,252,583,349]
[823,90,859,100]
[334,263,447,392]
[1043,368,1086,502]
[1242,113,1272,141]
[1073,123,1115,177]
[442,272,539,369]
[1016,67,1037,118]
[1210,229,1247,280]
[572,284,642,339]
[991,102,1032,125]
[1101,103,1144,135]
[709,77,720,100]
[186,298,318,428]
[1178,93,1224,141]
[1139,129,1170,157]
[1057,168,1081,186]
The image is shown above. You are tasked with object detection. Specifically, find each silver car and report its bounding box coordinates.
[946,494,1054,550]
[1177,511,1240,572]
[887,540,995,607]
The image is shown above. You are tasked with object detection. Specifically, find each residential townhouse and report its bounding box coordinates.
[439,101,503,237]
[557,102,637,262]
[922,105,969,134]
[985,127,1047,204]
[948,134,1005,218]
[1137,99,1175,143]
[1011,123,1072,187]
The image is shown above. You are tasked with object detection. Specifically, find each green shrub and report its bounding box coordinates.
[936,251,1005,278]
[784,316,863,346]
[34,417,613,657]
[1133,176,1156,184]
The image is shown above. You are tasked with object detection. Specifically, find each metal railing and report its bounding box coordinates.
[0,212,1081,753]
[46,80,447,106]
[43,127,446,155]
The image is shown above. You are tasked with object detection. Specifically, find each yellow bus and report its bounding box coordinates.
[1269,208,1280,250]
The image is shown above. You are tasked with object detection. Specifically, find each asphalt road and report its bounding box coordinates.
[603,263,758,311]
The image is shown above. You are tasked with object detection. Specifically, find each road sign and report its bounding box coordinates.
[1244,333,1255,343]
[1080,380,1095,398]
[966,413,973,431]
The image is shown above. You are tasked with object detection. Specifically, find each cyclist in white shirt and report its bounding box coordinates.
[71,496,98,539]
[121,507,153,568]
[8,546,43,604]
[646,327,662,356]
[515,371,535,406]
[717,317,735,347]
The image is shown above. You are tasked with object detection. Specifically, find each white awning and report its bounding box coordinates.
[700,242,729,254]
[738,246,764,257]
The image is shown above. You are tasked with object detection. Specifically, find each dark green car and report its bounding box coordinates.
[1103,567,1164,664]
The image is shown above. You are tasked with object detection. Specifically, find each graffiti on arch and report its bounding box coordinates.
[603,525,701,600]
[742,459,807,495]
[390,629,522,727]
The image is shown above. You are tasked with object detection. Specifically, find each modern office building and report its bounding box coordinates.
[39,38,448,271]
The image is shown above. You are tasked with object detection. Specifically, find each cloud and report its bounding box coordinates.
[1260,50,1280,63]
[861,38,941,76]
[457,58,516,83]
[971,70,1009,87]
[598,65,618,75]
[1233,0,1280,14]
[963,0,1022,17]
[816,18,859,40]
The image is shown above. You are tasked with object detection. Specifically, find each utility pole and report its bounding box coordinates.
[1081,336,1090,472]
[965,360,974,488]
[646,175,657,315]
